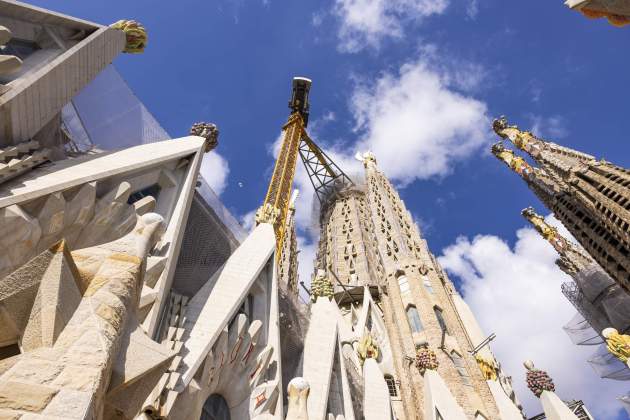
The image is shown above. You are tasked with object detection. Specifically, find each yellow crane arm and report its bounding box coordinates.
[257,112,305,255]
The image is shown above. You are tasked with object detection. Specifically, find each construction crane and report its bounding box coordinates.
[256,77,353,256]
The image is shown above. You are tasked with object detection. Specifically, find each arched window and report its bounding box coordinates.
[200,394,231,420]
[384,375,397,397]
[434,306,449,335]
[406,305,423,333]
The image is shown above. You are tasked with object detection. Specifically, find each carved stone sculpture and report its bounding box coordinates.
[310,269,334,302]
[357,333,379,366]
[285,377,309,420]
[110,20,148,53]
[415,347,439,375]
[603,328,630,366]
[524,360,555,398]
[190,122,219,152]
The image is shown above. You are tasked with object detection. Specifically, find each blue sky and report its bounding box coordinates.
[33,0,630,417]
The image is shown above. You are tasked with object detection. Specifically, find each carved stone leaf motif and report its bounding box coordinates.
[0,211,166,418]
[0,182,140,280]
[201,313,279,418]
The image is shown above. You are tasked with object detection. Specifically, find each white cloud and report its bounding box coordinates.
[350,54,490,185]
[199,151,230,195]
[239,208,257,232]
[333,0,449,52]
[527,114,569,139]
[267,52,490,291]
[438,216,628,419]
[297,236,318,302]
[466,0,479,19]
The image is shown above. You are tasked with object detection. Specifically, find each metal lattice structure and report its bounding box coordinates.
[299,133,354,204]
[260,77,353,256]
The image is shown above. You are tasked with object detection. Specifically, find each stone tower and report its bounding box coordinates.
[492,117,630,295]
[522,207,630,337]
[314,152,522,420]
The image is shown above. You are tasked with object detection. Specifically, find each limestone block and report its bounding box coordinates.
[539,391,579,420]
[133,196,157,215]
[36,193,66,240]
[423,370,468,420]
[21,242,83,351]
[486,380,523,420]
[0,381,58,412]
[0,205,41,278]
[62,183,96,243]
[41,389,92,419]
[0,55,21,76]
[363,358,392,420]
[74,182,135,249]
[108,322,175,394]
[0,409,20,420]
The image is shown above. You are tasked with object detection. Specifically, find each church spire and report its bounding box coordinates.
[492,120,630,294]
[521,207,592,275]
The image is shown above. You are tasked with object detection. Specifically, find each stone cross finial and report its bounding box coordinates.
[190,122,219,152]
[524,360,555,398]
[603,328,630,367]
[110,20,148,53]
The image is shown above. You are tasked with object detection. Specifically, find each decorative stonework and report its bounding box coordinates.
[285,377,309,420]
[521,207,592,275]
[603,328,630,366]
[310,269,334,302]
[524,360,555,398]
[190,122,219,152]
[255,203,280,226]
[415,347,439,375]
[475,355,498,381]
[493,116,630,295]
[0,25,22,77]
[110,20,147,53]
[357,333,379,365]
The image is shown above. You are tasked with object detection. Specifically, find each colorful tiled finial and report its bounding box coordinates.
[524,360,555,398]
[110,20,147,53]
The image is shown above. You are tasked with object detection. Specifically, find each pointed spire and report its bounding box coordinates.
[491,142,535,179]
[493,116,544,159]
[521,207,592,274]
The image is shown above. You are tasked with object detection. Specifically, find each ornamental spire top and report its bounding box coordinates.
[491,142,534,178]
[493,116,543,159]
[521,207,592,274]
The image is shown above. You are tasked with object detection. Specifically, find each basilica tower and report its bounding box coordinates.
[314,152,521,420]
[493,117,630,295]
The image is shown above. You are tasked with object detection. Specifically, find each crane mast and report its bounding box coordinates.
[256,77,353,259]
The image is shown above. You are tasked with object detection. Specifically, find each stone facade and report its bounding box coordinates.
[313,152,521,419]
[0,3,593,420]
[493,117,630,296]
